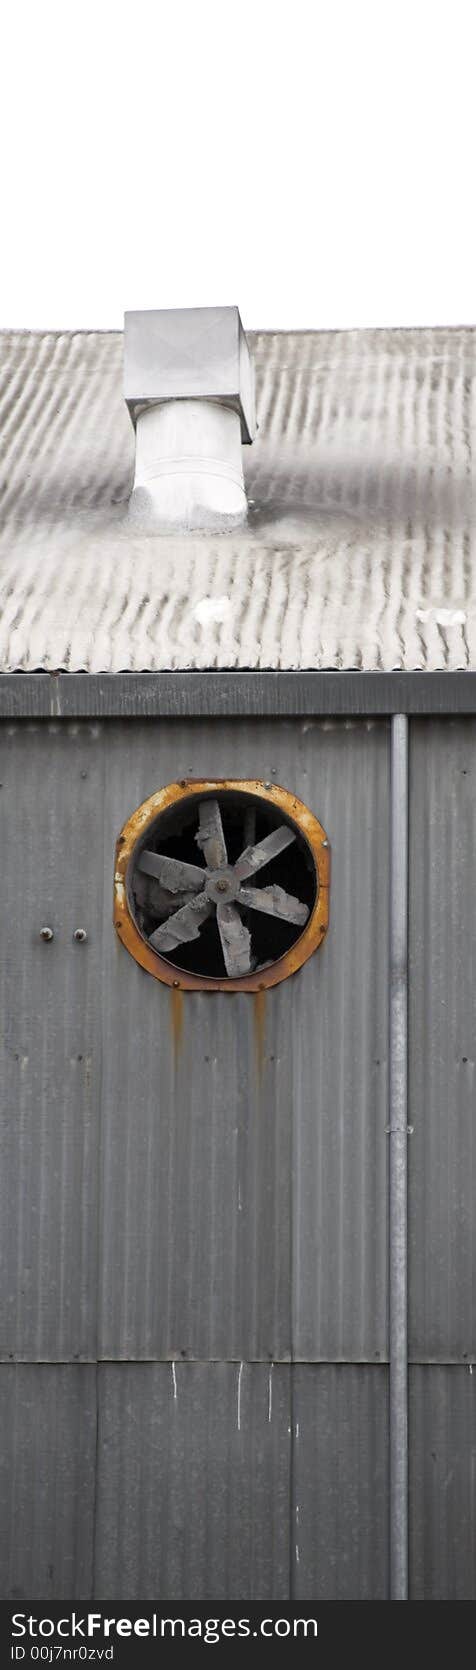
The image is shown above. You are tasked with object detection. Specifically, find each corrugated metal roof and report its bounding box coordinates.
[0,327,474,673]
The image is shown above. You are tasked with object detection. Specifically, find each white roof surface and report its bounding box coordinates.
[0,326,474,672]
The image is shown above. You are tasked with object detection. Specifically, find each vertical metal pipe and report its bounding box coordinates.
[389,713,409,1599]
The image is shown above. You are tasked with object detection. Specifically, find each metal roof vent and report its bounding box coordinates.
[124,307,256,531]
[114,781,330,991]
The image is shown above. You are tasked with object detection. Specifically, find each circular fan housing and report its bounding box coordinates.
[114,780,330,991]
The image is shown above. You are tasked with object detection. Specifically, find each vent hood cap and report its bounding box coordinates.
[124,305,256,444]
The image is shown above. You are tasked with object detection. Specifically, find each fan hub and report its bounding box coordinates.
[204,866,240,905]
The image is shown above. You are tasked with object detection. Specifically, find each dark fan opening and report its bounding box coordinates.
[128,789,317,979]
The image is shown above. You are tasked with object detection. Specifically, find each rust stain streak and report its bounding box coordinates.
[170,985,184,1066]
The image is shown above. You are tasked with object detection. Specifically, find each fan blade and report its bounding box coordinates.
[216,901,253,978]
[138,850,205,893]
[134,871,196,920]
[195,799,228,869]
[234,825,295,881]
[149,895,212,953]
[237,884,309,926]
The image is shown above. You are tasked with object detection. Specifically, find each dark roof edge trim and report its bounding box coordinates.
[0,671,475,719]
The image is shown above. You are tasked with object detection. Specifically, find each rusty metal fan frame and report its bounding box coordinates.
[114,780,330,991]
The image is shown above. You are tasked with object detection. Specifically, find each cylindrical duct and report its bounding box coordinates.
[129,400,247,531]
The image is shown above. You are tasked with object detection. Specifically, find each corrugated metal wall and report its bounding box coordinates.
[0,715,474,1599]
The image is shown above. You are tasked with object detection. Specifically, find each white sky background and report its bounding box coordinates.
[1,0,474,331]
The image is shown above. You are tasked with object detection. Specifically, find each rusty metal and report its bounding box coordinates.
[253,987,267,1076]
[114,779,330,992]
[170,984,184,1066]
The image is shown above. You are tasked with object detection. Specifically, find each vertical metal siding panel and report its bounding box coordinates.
[410,1367,476,1599]
[0,1365,96,1598]
[290,720,389,1360]
[409,720,476,1360]
[0,713,393,1600]
[98,718,388,1362]
[98,721,295,1361]
[0,723,103,1360]
[99,971,293,1360]
[94,1363,291,1599]
[292,1367,389,1599]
